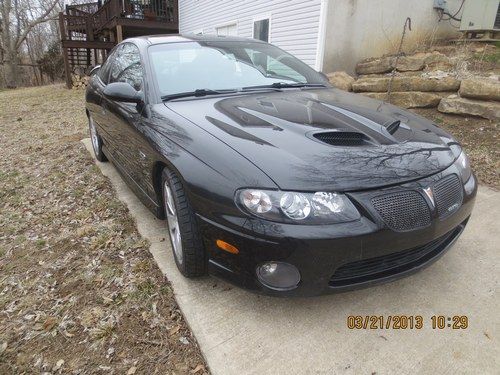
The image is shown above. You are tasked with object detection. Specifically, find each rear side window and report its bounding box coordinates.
[97,50,116,84]
[108,43,143,91]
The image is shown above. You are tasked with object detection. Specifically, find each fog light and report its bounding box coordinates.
[256,262,300,291]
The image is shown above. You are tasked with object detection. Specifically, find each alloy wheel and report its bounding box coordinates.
[163,181,183,264]
[89,116,99,156]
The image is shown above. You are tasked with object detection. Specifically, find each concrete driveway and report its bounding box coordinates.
[83,139,499,375]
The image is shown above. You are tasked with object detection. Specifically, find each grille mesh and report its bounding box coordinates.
[433,174,463,219]
[372,191,431,231]
[313,132,368,146]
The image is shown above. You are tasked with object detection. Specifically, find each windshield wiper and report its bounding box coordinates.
[242,82,327,90]
[161,88,238,101]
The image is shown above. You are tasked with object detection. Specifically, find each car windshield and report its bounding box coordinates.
[148,40,329,98]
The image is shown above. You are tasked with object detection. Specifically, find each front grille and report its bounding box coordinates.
[329,224,464,287]
[313,131,369,146]
[372,190,431,231]
[433,174,463,219]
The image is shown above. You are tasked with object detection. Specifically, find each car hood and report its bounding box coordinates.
[165,88,458,191]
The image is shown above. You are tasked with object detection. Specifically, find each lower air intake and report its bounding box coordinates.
[329,223,465,287]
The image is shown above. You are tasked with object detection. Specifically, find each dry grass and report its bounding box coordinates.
[0,85,208,374]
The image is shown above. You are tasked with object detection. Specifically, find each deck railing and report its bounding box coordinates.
[62,0,177,40]
[92,0,177,30]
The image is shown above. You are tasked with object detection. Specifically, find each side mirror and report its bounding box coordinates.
[103,82,144,103]
[89,65,101,75]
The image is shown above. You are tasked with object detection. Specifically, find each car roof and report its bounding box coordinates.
[129,34,266,45]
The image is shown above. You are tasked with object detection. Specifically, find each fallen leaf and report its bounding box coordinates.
[127,366,137,375]
[179,336,189,345]
[62,330,75,338]
[169,325,181,335]
[0,342,7,355]
[190,364,205,373]
[43,317,58,332]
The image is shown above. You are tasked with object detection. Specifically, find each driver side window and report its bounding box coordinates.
[108,43,143,91]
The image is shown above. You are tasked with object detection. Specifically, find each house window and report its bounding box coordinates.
[253,18,269,42]
[216,23,238,36]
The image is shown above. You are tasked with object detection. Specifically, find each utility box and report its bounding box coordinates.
[460,0,500,32]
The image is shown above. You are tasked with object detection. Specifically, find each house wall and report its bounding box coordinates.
[179,0,322,68]
[322,0,464,74]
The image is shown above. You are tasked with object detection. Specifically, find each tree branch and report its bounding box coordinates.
[15,0,59,49]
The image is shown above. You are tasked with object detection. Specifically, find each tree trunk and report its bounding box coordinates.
[4,50,19,89]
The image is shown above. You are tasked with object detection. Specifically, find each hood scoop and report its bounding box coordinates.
[385,120,400,135]
[313,131,371,147]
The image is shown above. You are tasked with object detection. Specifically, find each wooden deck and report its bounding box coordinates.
[59,0,178,87]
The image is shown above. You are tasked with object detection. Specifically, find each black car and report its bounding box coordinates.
[85,35,476,297]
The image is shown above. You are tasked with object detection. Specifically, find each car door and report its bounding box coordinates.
[87,49,117,144]
[101,43,147,188]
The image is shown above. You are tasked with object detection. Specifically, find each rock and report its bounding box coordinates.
[352,76,461,92]
[459,78,500,101]
[438,96,500,120]
[356,56,395,75]
[395,53,430,72]
[326,71,355,91]
[360,92,448,108]
[424,52,454,71]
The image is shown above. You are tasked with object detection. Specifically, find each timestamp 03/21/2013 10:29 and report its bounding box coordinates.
[346,315,469,330]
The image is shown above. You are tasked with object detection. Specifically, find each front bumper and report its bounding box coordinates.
[197,171,477,297]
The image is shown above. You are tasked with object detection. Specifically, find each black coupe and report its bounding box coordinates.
[85,35,476,296]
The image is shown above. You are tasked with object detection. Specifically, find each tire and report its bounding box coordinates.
[88,115,107,162]
[162,168,207,277]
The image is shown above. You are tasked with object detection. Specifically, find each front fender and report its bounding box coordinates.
[144,104,278,221]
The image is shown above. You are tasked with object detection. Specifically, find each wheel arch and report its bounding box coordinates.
[151,159,187,220]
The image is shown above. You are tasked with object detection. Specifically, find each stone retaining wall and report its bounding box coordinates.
[327,51,500,121]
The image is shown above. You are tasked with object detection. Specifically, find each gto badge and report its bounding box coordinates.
[423,187,435,208]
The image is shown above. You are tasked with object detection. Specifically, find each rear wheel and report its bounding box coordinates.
[88,115,107,162]
[162,168,206,277]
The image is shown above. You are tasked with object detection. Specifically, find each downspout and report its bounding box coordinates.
[315,0,329,72]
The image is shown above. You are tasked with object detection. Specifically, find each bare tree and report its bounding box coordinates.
[0,0,60,88]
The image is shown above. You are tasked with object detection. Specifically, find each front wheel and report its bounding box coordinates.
[88,115,107,162]
[162,168,207,277]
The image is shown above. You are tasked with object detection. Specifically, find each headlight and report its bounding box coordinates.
[236,189,360,224]
[455,151,472,183]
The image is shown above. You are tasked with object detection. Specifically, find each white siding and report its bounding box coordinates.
[179,0,322,67]
[322,0,464,73]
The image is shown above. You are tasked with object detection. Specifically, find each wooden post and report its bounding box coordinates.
[172,0,178,24]
[116,24,123,42]
[59,12,72,89]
